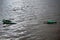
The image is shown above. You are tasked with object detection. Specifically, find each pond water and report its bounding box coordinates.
[0,0,60,40]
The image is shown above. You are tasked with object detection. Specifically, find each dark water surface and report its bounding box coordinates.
[0,0,60,40]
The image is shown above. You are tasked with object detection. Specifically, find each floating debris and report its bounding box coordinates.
[2,19,16,24]
[46,20,57,24]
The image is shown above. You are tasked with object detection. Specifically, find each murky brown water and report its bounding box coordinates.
[0,0,60,40]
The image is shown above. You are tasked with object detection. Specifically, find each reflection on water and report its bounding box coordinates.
[0,0,60,40]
